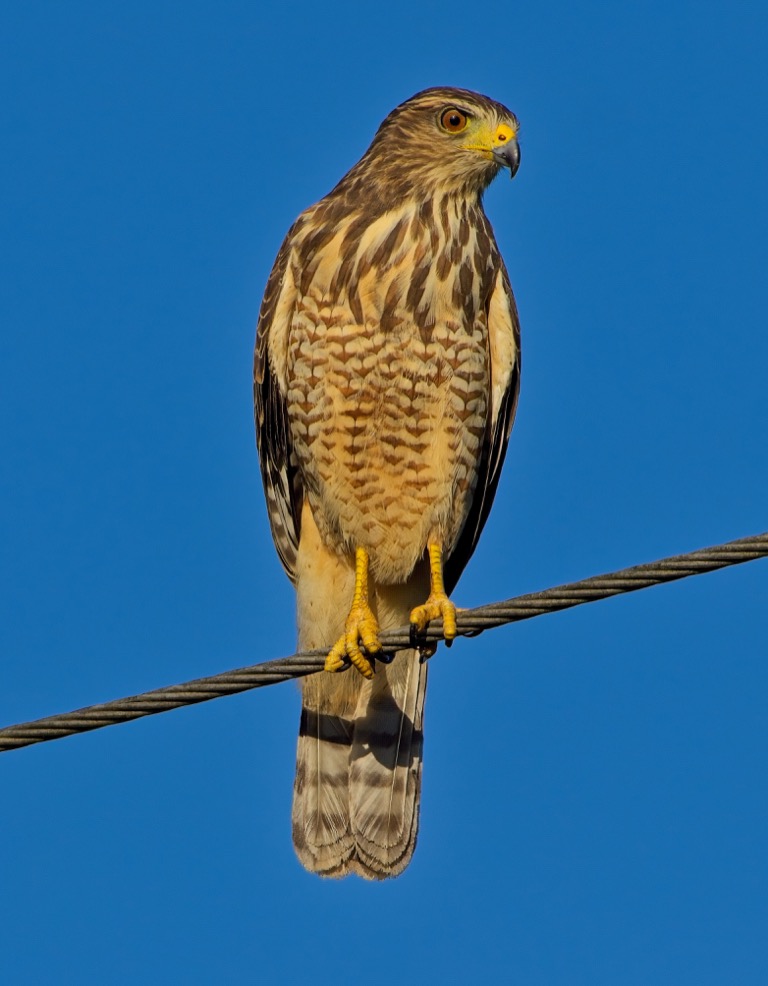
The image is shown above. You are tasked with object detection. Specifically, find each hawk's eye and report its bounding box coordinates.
[439,108,469,133]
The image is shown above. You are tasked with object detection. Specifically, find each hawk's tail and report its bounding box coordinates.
[292,647,427,879]
[348,644,427,879]
[292,539,429,879]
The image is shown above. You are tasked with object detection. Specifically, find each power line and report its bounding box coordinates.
[1,531,766,753]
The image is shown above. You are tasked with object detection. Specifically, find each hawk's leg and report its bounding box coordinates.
[410,543,458,646]
[325,546,382,678]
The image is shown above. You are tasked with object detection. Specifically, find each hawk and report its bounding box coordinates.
[254,87,521,879]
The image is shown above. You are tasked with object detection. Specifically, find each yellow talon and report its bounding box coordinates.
[324,546,381,678]
[410,543,457,645]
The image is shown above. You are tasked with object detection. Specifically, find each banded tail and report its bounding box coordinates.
[292,534,429,879]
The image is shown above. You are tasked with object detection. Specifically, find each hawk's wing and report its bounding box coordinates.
[444,259,521,595]
[253,231,304,585]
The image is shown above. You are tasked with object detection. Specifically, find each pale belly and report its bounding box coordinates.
[286,311,489,584]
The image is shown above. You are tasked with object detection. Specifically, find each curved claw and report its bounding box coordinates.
[410,594,458,645]
[324,600,381,678]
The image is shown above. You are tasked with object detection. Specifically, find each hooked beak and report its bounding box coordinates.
[492,137,520,178]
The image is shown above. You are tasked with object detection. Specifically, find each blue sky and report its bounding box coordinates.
[1,1,767,982]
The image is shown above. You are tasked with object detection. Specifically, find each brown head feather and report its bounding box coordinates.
[326,87,519,207]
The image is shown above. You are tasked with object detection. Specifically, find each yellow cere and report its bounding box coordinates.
[492,123,517,147]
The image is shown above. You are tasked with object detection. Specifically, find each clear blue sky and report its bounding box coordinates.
[1,2,767,983]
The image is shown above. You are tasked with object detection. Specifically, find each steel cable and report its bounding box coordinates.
[1,531,766,753]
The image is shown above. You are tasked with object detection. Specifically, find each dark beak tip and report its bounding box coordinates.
[493,139,521,179]
[509,141,521,178]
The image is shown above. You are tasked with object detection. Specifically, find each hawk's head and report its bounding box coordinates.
[343,87,520,201]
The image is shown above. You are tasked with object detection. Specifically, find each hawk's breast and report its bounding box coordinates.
[285,197,496,585]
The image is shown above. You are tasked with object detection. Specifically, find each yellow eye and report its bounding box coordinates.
[439,107,469,133]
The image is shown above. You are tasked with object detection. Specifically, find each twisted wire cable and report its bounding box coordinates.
[1,531,766,753]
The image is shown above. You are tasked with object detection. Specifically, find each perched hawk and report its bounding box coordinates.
[254,87,521,879]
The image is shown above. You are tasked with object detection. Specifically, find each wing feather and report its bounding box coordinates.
[444,258,521,594]
[253,230,303,584]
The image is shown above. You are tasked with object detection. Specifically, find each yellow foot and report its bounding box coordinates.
[325,600,381,678]
[324,546,381,678]
[410,593,457,646]
[409,543,457,647]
